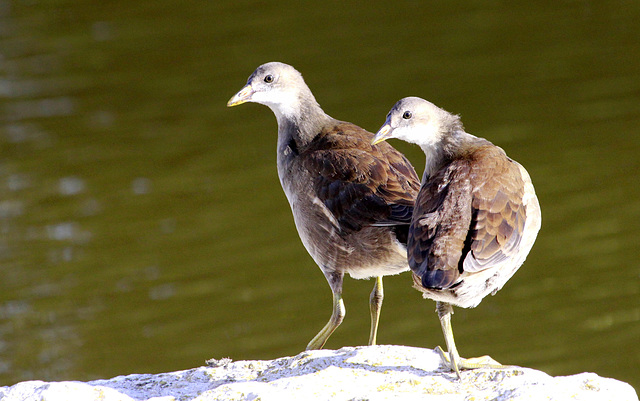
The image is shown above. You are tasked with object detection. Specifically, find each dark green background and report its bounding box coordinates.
[1,0,638,391]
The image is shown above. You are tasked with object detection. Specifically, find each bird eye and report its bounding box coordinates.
[264,75,274,83]
[402,111,412,119]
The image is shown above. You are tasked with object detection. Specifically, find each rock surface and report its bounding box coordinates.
[0,345,637,401]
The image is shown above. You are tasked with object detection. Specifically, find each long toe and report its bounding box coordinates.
[436,347,507,378]
[461,355,503,369]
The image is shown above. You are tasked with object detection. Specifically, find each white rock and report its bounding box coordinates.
[0,346,637,401]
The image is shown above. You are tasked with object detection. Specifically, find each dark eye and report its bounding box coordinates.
[264,75,274,83]
[402,111,412,120]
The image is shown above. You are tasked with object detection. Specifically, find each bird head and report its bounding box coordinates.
[371,97,453,150]
[227,62,312,121]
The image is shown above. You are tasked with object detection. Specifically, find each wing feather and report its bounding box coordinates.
[302,122,420,235]
[409,145,528,290]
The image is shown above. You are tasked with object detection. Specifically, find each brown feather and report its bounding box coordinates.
[410,144,529,289]
[302,121,420,235]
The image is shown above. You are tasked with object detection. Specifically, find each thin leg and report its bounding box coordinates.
[435,301,503,379]
[306,271,345,350]
[368,276,384,346]
[435,301,462,378]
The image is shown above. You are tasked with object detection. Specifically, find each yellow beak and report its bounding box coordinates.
[371,124,393,145]
[227,84,254,107]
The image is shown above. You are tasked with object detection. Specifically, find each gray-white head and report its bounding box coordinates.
[371,97,462,152]
[227,62,319,122]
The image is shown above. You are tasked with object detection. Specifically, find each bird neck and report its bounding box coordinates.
[275,96,332,150]
[421,129,486,179]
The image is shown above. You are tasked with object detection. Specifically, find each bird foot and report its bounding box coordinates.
[435,346,505,378]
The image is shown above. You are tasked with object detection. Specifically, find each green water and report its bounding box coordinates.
[1,0,639,391]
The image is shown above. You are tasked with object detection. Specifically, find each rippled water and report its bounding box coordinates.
[1,0,639,391]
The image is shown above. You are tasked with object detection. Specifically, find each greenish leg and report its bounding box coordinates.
[368,276,384,346]
[306,271,345,350]
[435,301,504,379]
[306,291,345,350]
[436,301,463,379]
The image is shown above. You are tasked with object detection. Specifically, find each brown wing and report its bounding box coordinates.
[465,147,527,273]
[302,121,420,235]
[408,159,473,289]
[409,145,527,290]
